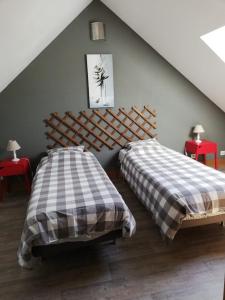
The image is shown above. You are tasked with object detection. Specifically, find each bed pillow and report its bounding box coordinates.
[125,138,158,150]
[47,146,85,155]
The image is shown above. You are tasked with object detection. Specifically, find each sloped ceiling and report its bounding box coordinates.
[1,0,225,114]
[0,0,91,93]
[102,0,225,112]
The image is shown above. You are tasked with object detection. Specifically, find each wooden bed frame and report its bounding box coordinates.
[181,212,225,228]
[44,105,225,239]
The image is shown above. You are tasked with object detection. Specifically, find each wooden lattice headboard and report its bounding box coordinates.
[44,105,157,151]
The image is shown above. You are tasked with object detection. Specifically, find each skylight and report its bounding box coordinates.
[201,25,225,63]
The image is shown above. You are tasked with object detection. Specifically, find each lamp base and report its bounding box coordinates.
[12,158,20,162]
[195,139,202,144]
[195,133,202,144]
[12,150,20,162]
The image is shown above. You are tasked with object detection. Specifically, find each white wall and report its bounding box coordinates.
[0,0,91,93]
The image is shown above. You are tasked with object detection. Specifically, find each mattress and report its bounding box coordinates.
[18,148,136,268]
[120,139,225,239]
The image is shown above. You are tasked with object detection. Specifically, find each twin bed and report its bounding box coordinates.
[18,107,225,268]
[18,147,135,268]
[120,139,225,239]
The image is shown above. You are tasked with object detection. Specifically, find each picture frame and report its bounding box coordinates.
[86,54,114,108]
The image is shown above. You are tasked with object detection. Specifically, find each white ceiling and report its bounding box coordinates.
[102,0,225,112]
[0,0,91,93]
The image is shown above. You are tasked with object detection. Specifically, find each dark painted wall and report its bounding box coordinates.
[1,0,225,168]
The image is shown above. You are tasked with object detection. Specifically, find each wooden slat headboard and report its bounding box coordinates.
[44,105,157,151]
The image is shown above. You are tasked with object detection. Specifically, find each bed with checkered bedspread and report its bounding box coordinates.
[120,139,225,239]
[18,148,136,268]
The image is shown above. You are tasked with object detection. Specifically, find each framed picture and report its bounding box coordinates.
[86,54,114,108]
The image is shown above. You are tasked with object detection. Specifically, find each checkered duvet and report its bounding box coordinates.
[18,149,136,268]
[120,140,225,239]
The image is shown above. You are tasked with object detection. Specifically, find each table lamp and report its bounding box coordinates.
[193,124,205,144]
[6,140,21,162]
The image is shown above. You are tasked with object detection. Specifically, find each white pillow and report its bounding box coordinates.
[47,146,85,155]
[126,138,158,150]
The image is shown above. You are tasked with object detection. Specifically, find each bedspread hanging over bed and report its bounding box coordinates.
[120,139,225,239]
[18,149,136,268]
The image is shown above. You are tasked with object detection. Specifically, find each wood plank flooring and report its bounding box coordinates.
[0,177,225,300]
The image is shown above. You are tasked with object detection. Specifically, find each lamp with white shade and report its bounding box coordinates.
[6,140,21,162]
[193,124,205,144]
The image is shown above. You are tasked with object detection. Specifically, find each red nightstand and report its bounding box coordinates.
[184,140,218,169]
[0,157,32,201]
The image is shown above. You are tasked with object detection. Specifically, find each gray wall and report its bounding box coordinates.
[1,0,225,168]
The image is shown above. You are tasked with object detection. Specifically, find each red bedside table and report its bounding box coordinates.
[0,157,32,201]
[184,140,218,169]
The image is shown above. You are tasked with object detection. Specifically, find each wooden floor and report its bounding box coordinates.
[0,178,225,300]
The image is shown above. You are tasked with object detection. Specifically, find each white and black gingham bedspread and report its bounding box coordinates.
[18,150,135,267]
[120,141,225,239]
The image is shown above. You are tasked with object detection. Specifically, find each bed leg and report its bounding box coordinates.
[160,231,172,245]
[220,221,225,227]
[103,239,116,246]
[41,256,47,262]
[165,237,173,246]
[111,239,116,245]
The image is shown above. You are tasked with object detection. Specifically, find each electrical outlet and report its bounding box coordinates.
[191,154,196,159]
[220,150,225,156]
